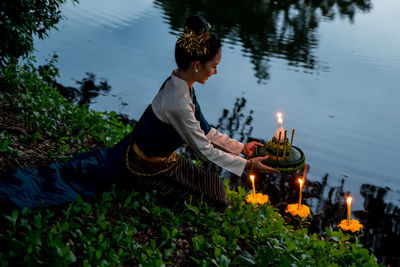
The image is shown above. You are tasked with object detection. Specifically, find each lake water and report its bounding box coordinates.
[33,0,400,265]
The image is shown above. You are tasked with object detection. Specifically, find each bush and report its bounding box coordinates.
[0,0,78,67]
[0,185,381,266]
[0,57,132,162]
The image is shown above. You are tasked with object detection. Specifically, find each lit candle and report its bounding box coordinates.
[250,175,256,198]
[277,112,283,126]
[274,112,284,143]
[298,178,304,209]
[347,196,352,225]
[298,164,307,209]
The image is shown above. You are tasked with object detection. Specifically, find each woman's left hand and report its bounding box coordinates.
[241,141,264,158]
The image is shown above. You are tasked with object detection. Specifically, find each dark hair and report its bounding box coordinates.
[175,15,222,70]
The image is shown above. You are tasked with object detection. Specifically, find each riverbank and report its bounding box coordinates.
[0,60,381,266]
[0,58,132,172]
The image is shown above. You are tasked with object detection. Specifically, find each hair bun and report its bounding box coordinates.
[184,15,210,35]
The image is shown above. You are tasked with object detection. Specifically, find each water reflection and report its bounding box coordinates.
[39,66,111,107]
[39,67,137,127]
[214,97,254,143]
[58,72,111,107]
[156,0,372,82]
[207,98,398,266]
[356,185,400,266]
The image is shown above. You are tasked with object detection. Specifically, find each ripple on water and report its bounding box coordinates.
[61,0,153,30]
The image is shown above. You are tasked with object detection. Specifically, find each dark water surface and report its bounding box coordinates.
[33,0,400,265]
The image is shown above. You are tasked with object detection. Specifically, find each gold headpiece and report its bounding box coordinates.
[177,26,211,56]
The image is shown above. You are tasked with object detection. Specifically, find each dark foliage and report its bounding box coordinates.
[0,0,78,66]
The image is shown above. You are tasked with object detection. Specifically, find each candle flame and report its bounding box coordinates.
[276,112,283,125]
[250,175,255,182]
[298,178,303,186]
[347,196,352,204]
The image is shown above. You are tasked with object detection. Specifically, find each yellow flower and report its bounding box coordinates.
[337,219,363,232]
[286,203,310,218]
[246,193,269,205]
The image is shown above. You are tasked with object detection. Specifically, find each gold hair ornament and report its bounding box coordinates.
[177,26,211,56]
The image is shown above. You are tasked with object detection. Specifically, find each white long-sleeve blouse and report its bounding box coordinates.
[151,72,247,176]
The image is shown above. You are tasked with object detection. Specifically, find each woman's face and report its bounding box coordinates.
[197,49,222,84]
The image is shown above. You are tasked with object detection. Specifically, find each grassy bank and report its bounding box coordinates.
[0,57,132,170]
[0,59,380,266]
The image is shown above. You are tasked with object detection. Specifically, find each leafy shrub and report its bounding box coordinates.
[0,184,381,266]
[0,0,78,67]
[1,57,132,150]
[0,57,132,164]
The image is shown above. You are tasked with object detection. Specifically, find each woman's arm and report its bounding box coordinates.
[205,128,244,155]
[168,103,247,176]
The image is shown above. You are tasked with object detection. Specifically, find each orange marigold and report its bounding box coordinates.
[286,203,310,218]
[337,219,363,232]
[246,193,269,205]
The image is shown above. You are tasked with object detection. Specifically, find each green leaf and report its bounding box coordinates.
[286,240,296,253]
[98,233,104,244]
[171,228,179,238]
[238,253,256,265]
[161,226,170,241]
[11,209,19,228]
[214,247,221,259]
[219,254,229,267]
[96,250,102,260]
[330,236,340,242]
[56,246,63,258]
[68,251,77,263]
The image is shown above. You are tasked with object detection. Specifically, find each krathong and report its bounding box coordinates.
[337,196,363,232]
[253,112,305,173]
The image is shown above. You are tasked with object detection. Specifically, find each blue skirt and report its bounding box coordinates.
[0,130,134,210]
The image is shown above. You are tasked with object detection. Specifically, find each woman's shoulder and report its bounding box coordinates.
[153,76,193,114]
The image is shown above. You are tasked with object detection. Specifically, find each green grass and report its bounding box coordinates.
[0,56,132,161]
[0,59,381,266]
[0,185,379,266]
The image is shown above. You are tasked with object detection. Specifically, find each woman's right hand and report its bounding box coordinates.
[247,155,280,174]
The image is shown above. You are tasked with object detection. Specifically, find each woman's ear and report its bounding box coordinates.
[192,60,201,73]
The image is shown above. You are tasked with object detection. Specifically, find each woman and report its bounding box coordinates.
[0,15,277,210]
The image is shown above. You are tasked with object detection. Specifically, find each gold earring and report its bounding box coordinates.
[195,69,198,73]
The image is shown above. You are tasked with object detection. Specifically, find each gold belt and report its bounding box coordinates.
[125,143,181,176]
